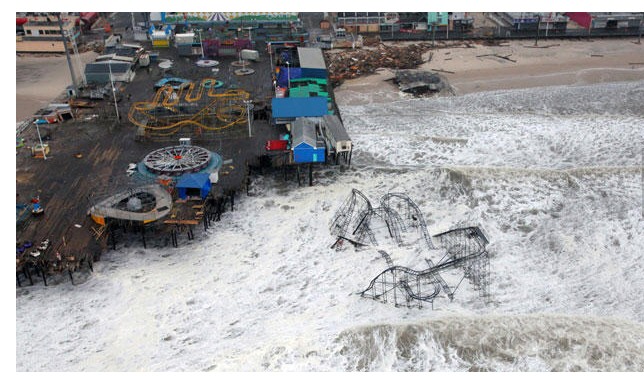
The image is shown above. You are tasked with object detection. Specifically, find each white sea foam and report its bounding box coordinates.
[16,81,644,371]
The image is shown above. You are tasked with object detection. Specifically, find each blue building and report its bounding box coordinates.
[291,118,325,163]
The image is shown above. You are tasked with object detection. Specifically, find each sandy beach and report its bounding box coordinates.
[334,38,644,105]
[16,51,97,122]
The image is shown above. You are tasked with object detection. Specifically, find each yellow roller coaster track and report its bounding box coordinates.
[128,78,251,134]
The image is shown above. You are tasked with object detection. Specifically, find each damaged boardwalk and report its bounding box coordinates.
[16,41,281,287]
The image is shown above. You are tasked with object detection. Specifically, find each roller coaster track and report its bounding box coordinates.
[330,190,490,308]
[380,192,436,249]
[360,247,486,302]
[128,78,250,135]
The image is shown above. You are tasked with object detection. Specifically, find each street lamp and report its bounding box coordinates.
[34,121,46,160]
[286,61,290,89]
[197,29,204,58]
[108,62,120,122]
[244,100,254,137]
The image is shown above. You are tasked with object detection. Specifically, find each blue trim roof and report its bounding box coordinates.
[271,97,328,118]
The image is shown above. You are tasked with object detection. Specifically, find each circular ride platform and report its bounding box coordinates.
[143,145,212,176]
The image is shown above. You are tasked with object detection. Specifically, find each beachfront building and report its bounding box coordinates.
[16,13,80,53]
[148,12,305,43]
[334,12,474,35]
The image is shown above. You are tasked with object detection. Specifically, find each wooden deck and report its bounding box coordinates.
[16,39,284,285]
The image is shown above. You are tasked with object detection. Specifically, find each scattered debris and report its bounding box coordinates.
[325,43,434,86]
[158,59,173,69]
[126,163,138,176]
[431,68,455,74]
[476,53,516,63]
[523,44,561,48]
[68,98,96,108]
[394,70,450,96]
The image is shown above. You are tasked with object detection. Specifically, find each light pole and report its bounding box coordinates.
[198,29,204,58]
[58,13,78,96]
[108,62,120,122]
[35,122,46,160]
[286,61,290,89]
[244,100,254,137]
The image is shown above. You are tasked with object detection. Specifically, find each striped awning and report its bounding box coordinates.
[167,12,298,23]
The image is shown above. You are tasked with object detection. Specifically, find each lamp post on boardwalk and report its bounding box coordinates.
[244,100,254,138]
[108,62,120,123]
[286,61,291,89]
[35,122,47,160]
[198,29,205,58]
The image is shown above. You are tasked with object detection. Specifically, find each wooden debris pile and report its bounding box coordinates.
[325,43,434,86]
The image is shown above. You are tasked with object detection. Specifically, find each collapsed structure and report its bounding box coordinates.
[330,189,490,308]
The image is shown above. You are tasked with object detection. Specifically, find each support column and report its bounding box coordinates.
[40,266,48,286]
[296,165,301,186]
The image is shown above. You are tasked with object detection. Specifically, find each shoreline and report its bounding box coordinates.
[334,38,644,106]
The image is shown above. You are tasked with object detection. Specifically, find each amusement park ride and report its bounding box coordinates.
[330,189,490,309]
[128,77,251,138]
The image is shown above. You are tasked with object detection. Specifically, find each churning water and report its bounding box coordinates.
[16,81,644,371]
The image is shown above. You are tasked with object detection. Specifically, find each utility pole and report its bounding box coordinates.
[58,13,78,96]
[432,22,437,47]
[638,14,643,44]
[534,14,541,46]
[131,12,136,36]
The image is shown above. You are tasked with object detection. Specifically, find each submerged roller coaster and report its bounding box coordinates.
[330,189,490,308]
[128,78,251,138]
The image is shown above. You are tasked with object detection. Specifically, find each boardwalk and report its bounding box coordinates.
[16,39,283,285]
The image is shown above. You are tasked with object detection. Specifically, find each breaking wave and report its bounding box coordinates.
[334,314,644,371]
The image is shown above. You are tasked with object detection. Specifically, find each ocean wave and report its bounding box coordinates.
[334,314,644,371]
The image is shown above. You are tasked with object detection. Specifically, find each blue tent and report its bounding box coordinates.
[176,173,211,200]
